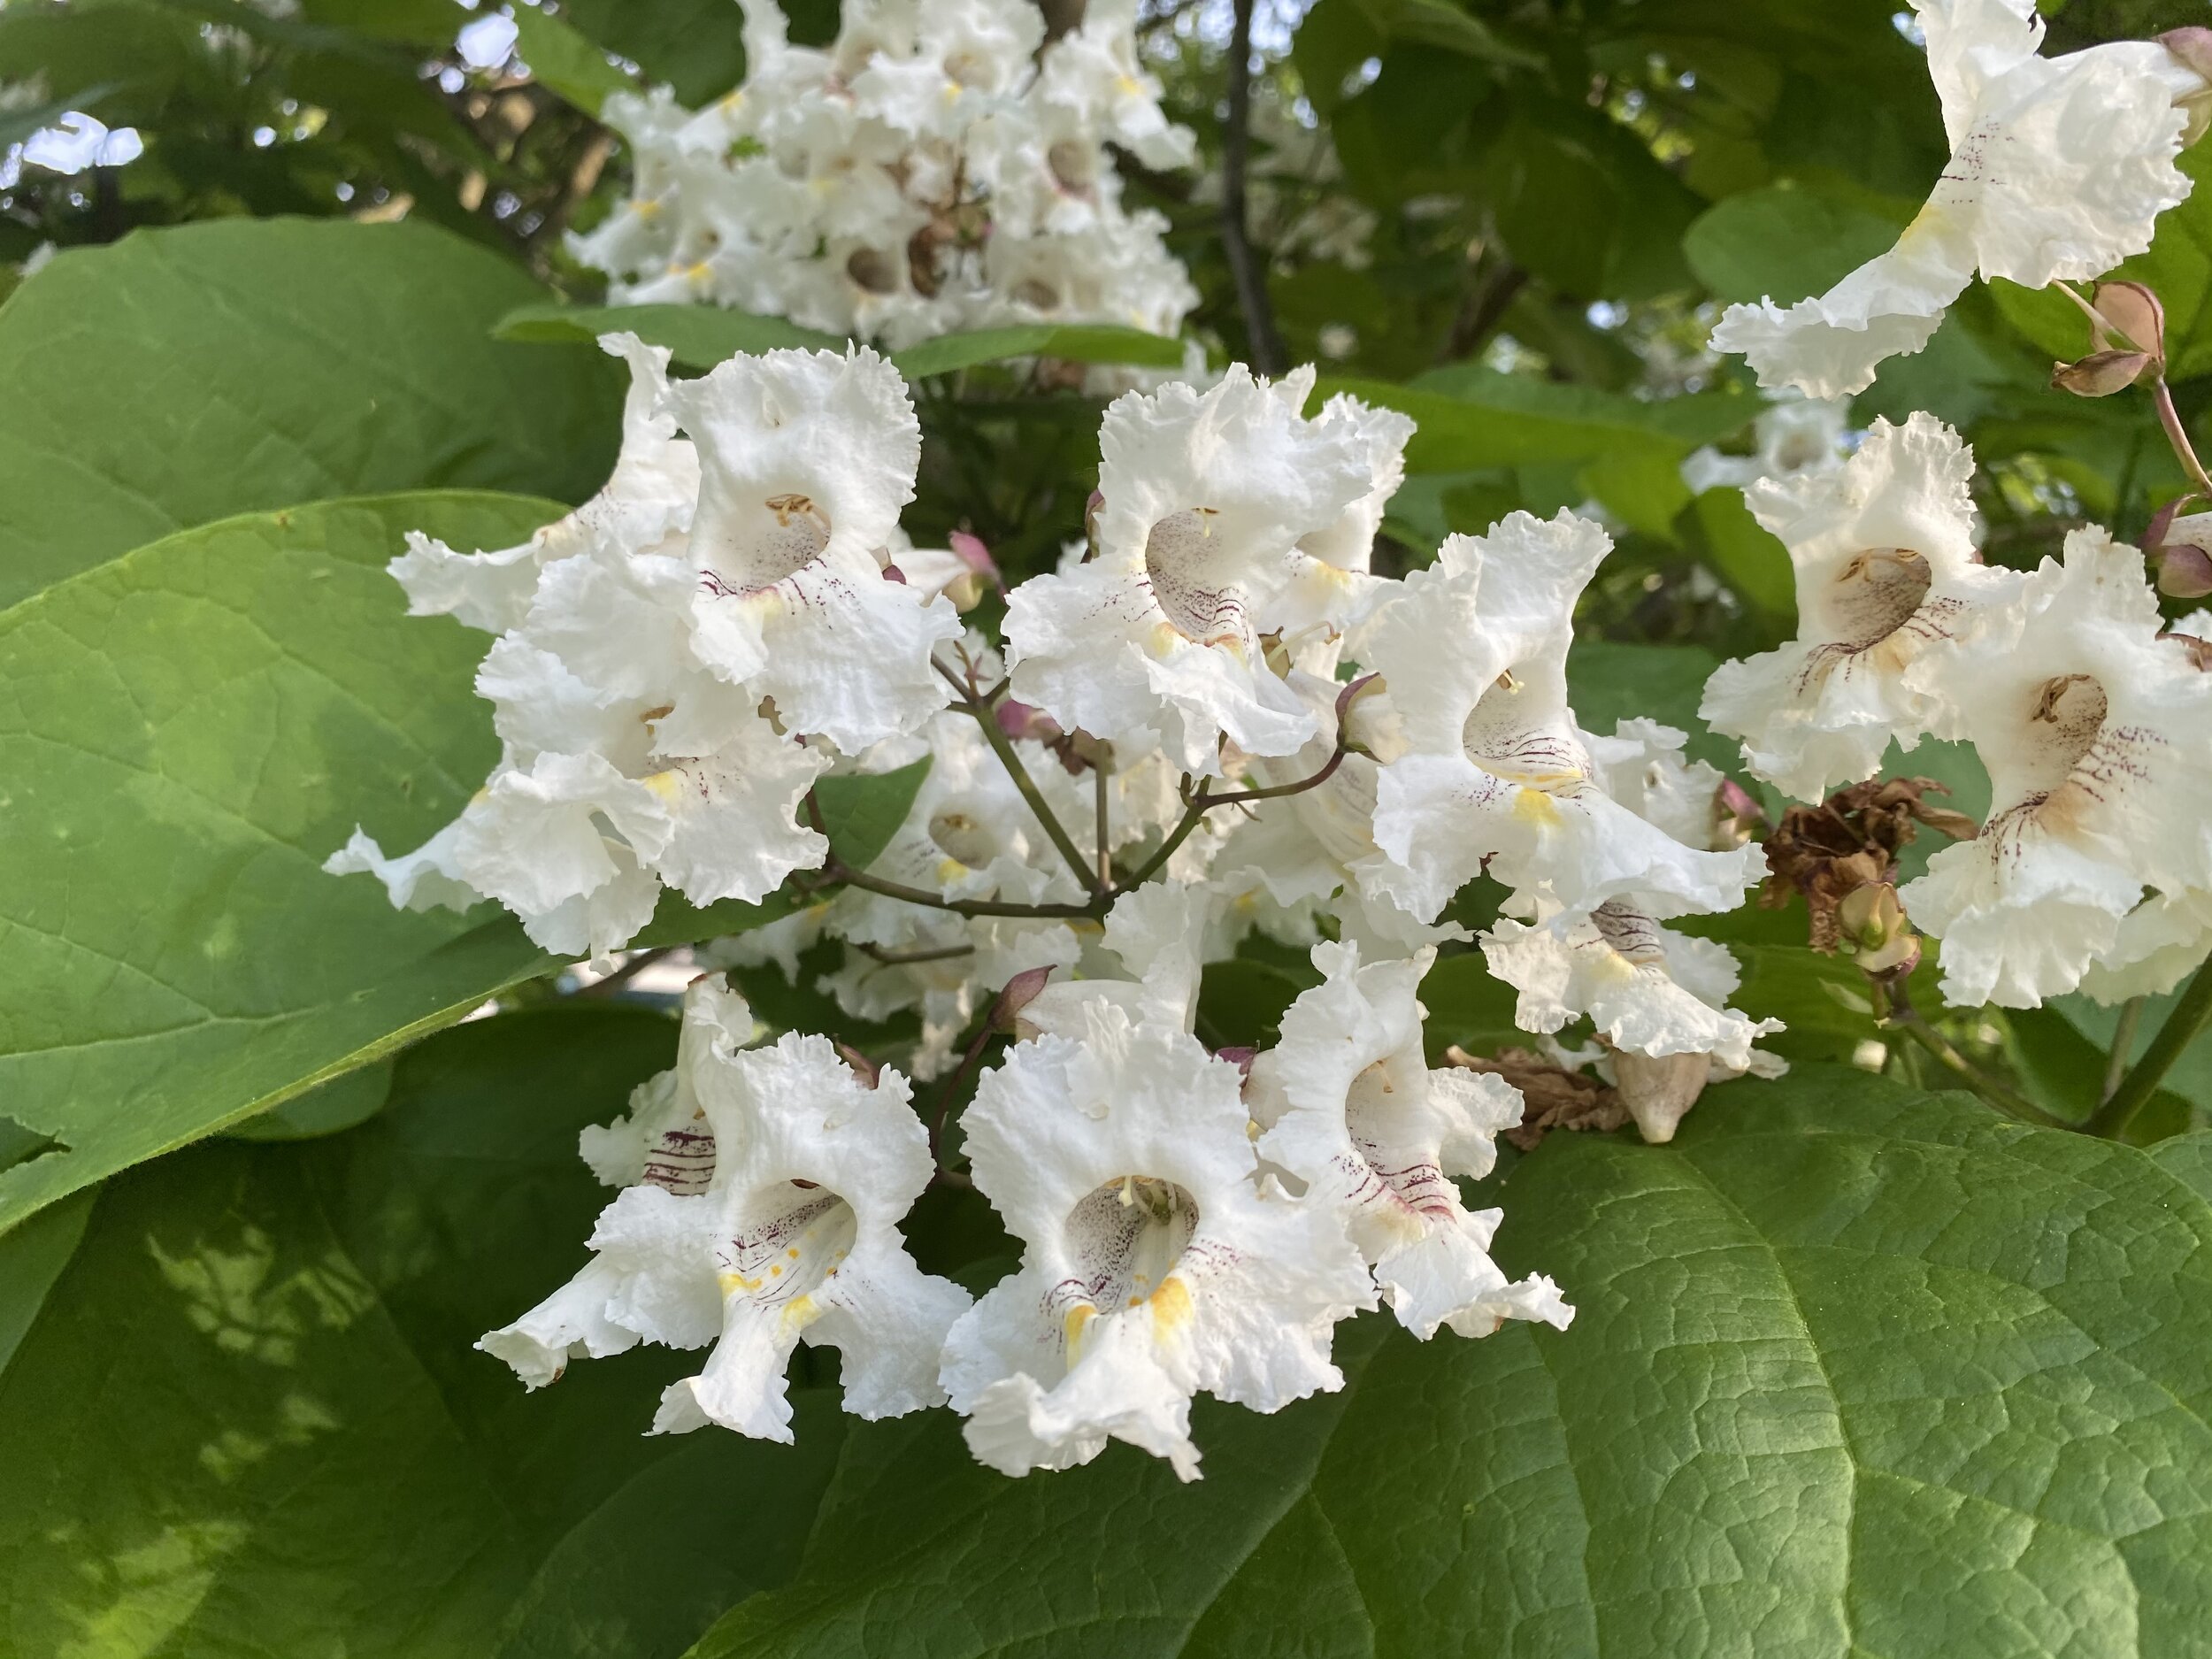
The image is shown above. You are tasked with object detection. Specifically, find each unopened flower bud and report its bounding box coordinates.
[1334,673,1404,761]
[2158,541,2212,598]
[1082,488,1105,560]
[1717,778,1765,842]
[1609,1050,1709,1145]
[2162,28,2212,144]
[1213,1046,1256,1087]
[992,964,1056,1038]
[945,530,1002,609]
[2091,280,2165,358]
[1836,881,1919,977]
[995,697,1064,746]
[2052,349,2156,397]
[835,1041,882,1088]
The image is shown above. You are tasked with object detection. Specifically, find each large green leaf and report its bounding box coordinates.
[1334,367,1756,475]
[497,304,1187,380]
[0,217,620,609]
[0,1004,848,1658]
[0,494,561,1232]
[887,323,1187,380]
[691,1067,2212,1657]
[1683,179,1906,307]
[497,301,848,364]
[814,757,934,872]
[0,489,800,1230]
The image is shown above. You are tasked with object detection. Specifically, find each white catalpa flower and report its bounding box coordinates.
[1481,902,1784,1087]
[1680,394,1850,498]
[1709,0,2208,397]
[389,334,698,634]
[667,345,960,749]
[1248,943,1573,1340]
[1003,367,1381,774]
[328,642,830,959]
[1701,414,2022,803]
[1584,718,1733,851]
[1903,526,2212,1006]
[1355,510,1765,924]
[1207,672,1466,956]
[941,993,1373,1480]
[481,977,972,1441]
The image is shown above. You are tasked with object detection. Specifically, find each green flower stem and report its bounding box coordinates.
[2089,959,2212,1139]
[1885,1009,2070,1130]
[2101,996,2146,1104]
[933,657,1103,897]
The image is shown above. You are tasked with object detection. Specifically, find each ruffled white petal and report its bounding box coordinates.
[1709,0,2199,396]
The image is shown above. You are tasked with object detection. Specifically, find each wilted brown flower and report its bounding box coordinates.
[1445,1046,1628,1150]
[1761,776,1976,951]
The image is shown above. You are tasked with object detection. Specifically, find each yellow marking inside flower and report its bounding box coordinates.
[1512,787,1563,826]
[1148,1277,1194,1331]
[685,261,711,282]
[787,1248,801,1259]
[780,1294,823,1333]
[634,198,662,220]
[1116,74,1142,95]
[719,89,744,111]
[936,856,970,882]
[718,1271,763,1294]
[1063,1302,1096,1361]
[641,769,685,803]
[770,1264,783,1278]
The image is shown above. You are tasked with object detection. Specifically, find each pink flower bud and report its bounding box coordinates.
[990,964,1055,1035]
[995,697,1064,745]
[1212,1047,1257,1087]
[835,1041,883,1088]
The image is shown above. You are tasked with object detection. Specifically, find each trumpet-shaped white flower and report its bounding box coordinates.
[1003,368,1382,774]
[668,345,960,749]
[481,978,972,1440]
[1356,511,1765,923]
[1709,0,2206,397]
[1701,414,2022,802]
[328,645,829,958]
[1903,526,2212,1006]
[942,995,1373,1479]
[1481,901,1783,1080]
[1249,943,1573,1340]
[1208,672,1465,956]
[1680,395,1849,498]
[389,334,698,634]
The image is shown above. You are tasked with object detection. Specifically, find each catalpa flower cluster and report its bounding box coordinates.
[332,338,1788,1478]
[575,0,1197,350]
[1695,411,2212,1010]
